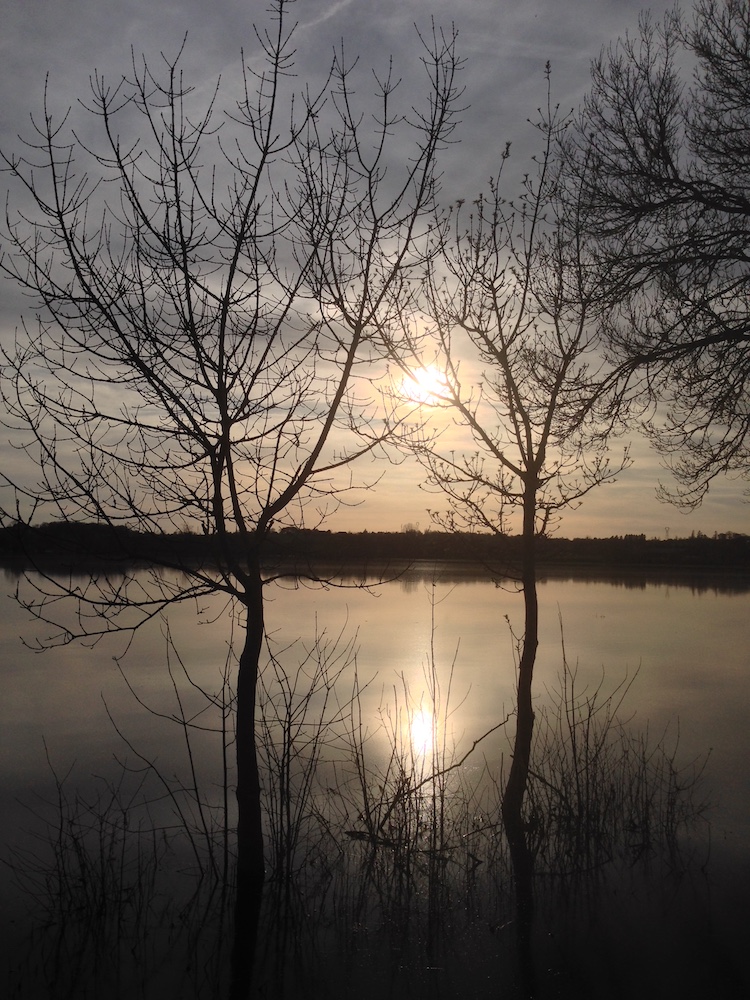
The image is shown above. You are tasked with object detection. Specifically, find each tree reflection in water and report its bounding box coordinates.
[6,629,738,1000]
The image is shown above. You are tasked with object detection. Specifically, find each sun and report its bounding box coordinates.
[402,364,450,404]
[410,707,434,757]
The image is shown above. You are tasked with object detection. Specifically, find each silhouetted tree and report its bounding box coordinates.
[560,0,750,507]
[0,0,462,904]
[393,79,628,981]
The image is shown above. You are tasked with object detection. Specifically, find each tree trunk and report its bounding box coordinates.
[230,553,265,997]
[501,486,538,993]
[235,555,266,887]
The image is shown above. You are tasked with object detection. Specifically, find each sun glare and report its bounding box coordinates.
[410,707,434,757]
[402,364,449,404]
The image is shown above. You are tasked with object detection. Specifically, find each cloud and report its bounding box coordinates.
[1,0,745,537]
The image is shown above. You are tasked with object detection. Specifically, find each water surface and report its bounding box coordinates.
[1,564,748,997]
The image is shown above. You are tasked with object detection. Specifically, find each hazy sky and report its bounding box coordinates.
[0,0,746,538]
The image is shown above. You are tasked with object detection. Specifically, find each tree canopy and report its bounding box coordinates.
[560,0,750,508]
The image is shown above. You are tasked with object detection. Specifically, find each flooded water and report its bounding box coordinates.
[1,563,749,998]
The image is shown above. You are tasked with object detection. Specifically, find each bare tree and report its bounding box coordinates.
[392,86,628,974]
[0,0,462,896]
[560,0,750,508]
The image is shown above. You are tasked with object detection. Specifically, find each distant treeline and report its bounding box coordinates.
[0,521,748,575]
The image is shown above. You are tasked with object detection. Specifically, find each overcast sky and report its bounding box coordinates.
[0,0,746,538]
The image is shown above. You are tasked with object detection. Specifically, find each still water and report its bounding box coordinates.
[1,564,749,997]
[3,566,746,838]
